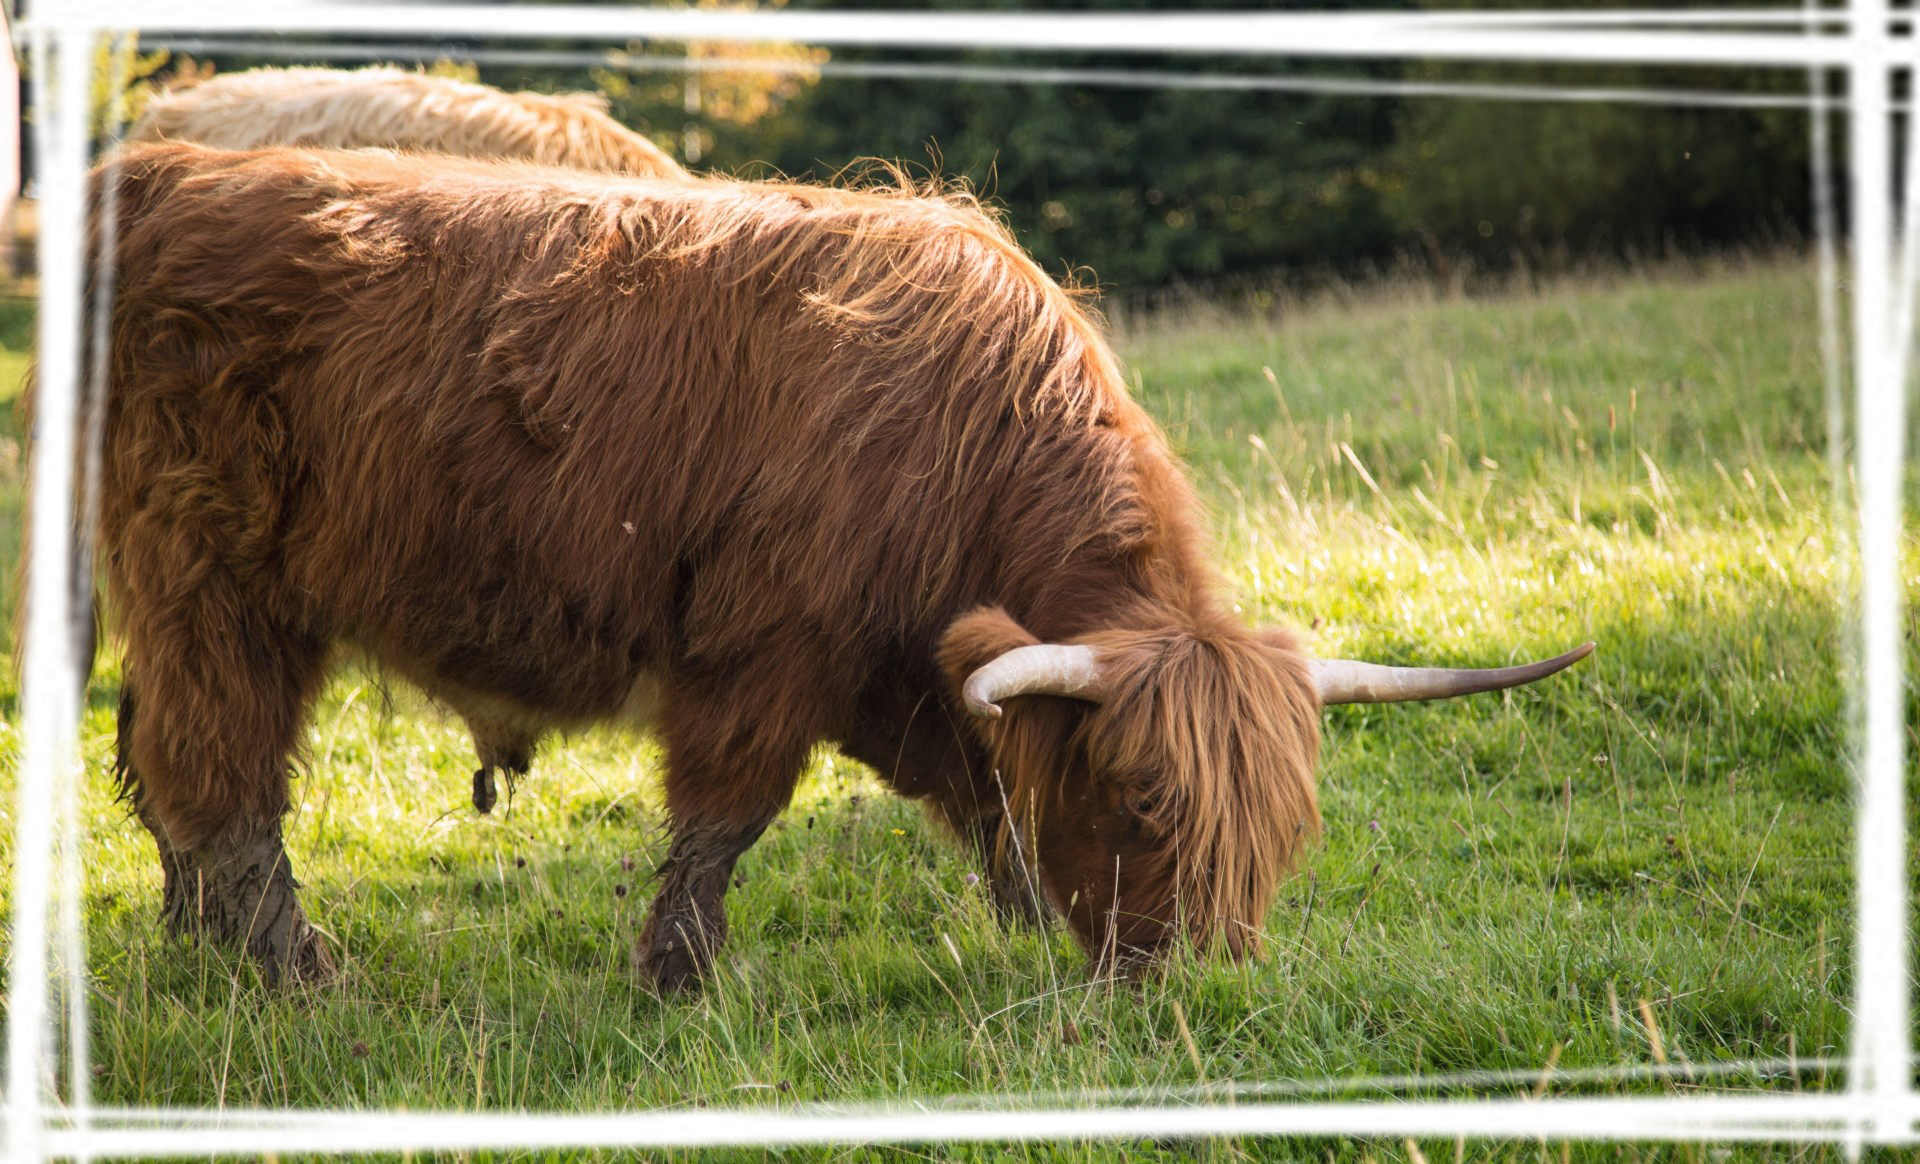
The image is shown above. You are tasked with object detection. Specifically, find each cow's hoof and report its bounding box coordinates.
[633,935,708,993]
[232,877,337,987]
[633,909,718,993]
[255,916,338,987]
[157,854,196,938]
[170,821,336,987]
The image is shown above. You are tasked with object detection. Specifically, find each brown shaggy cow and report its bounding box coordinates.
[81,141,1588,988]
[129,64,689,813]
[129,65,687,179]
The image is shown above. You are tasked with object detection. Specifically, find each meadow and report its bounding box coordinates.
[0,258,1870,1161]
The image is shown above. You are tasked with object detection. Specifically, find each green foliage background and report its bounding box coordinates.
[450,0,1815,293]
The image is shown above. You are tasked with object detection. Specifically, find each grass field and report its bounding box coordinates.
[0,258,1877,1160]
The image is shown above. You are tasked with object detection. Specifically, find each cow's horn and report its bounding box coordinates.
[1311,642,1594,705]
[962,645,1103,720]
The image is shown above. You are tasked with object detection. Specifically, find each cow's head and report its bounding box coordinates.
[940,603,1591,967]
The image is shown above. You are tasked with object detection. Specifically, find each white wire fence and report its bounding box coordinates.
[4,2,1908,1155]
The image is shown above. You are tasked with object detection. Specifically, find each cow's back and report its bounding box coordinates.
[97,142,1179,734]
[129,66,687,179]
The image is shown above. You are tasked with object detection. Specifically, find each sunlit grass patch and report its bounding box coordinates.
[0,259,1862,1154]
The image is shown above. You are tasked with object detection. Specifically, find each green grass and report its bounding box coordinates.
[0,261,1868,1160]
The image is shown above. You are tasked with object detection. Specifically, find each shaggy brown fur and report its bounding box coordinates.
[128,64,688,810]
[129,66,686,179]
[82,141,1322,988]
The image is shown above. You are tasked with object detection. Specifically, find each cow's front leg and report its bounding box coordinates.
[919,783,1046,926]
[964,804,1050,927]
[846,703,1050,929]
[635,817,779,991]
[636,672,814,992]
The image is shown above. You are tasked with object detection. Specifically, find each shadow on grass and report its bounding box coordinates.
[68,575,1855,1119]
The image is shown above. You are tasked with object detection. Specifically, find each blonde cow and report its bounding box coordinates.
[129,65,687,179]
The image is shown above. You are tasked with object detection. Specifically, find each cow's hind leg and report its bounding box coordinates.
[115,681,194,930]
[116,588,332,985]
[175,816,329,985]
[636,672,815,992]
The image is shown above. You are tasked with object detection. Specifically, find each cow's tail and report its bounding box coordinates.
[11,144,122,711]
[8,371,107,711]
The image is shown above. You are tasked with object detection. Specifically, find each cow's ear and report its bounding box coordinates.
[1255,623,1309,658]
[937,606,1040,707]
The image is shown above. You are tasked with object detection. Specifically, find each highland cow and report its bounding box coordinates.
[81,141,1589,989]
[130,64,689,812]
[129,65,686,179]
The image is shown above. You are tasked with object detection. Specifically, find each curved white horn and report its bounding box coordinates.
[962,644,1103,720]
[1312,642,1594,705]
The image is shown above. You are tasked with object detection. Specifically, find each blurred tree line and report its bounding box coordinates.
[148,0,1821,295]
[527,0,1813,293]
